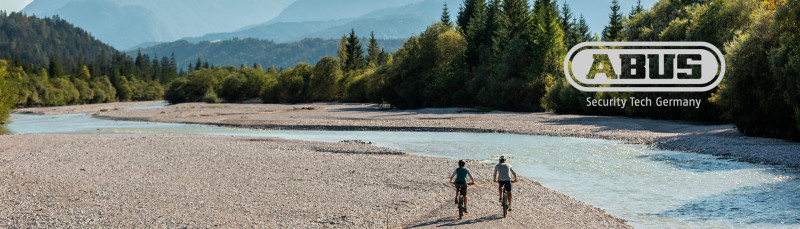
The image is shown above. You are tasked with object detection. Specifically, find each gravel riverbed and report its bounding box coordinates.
[9,101,800,228]
[0,134,629,228]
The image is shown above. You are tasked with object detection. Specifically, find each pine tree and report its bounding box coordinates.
[169,53,177,69]
[367,32,380,66]
[630,0,644,17]
[151,58,161,81]
[486,0,502,54]
[483,0,534,110]
[577,15,592,42]
[160,56,170,82]
[560,1,579,48]
[463,0,488,68]
[195,58,202,71]
[345,29,364,71]
[602,0,625,41]
[501,0,532,42]
[457,0,483,34]
[441,2,453,28]
[377,48,389,66]
[48,56,65,77]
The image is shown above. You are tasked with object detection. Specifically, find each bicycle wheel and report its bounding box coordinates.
[458,197,464,219]
[502,194,508,218]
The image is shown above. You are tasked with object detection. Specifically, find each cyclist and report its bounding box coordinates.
[493,156,518,211]
[449,160,475,213]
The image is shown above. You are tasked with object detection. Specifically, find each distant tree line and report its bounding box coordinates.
[164,29,392,104]
[131,37,405,70]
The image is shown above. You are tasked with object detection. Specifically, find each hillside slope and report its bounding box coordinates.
[0,12,118,65]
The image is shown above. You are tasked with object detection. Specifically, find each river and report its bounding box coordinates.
[6,107,799,228]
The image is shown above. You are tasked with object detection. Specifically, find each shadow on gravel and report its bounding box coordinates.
[539,116,641,132]
[407,215,503,228]
[328,105,485,115]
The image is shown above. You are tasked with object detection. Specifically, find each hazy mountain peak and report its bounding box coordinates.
[267,0,426,23]
[22,0,296,49]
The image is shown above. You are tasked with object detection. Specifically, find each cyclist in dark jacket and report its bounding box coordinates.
[449,160,475,213]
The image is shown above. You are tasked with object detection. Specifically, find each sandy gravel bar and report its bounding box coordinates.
[15,101,166,115]
[69,102,800,167]
[0,134,629,228]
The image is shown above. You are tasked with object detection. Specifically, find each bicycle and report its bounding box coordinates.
[453,183,473,219]
[499,180,517,218]
[501,185,509,217]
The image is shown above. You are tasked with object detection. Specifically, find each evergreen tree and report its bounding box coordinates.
[602,0,625,41]
[457,0,483,34]
[344,29,365,71]
[160,56,171,82]
[482,0,534,110]
[151,58,161,81]
[577,15,592,42]
[377,48,389,66]
[631,0,644,17]
[463,0,488,68]
[441,2,453,28]
[560,1,579,48]
[500,0,532,42]
[485,0,502,54]
[195,58,202,71]
[169,53,178,70]
[367,32,380,66]
[48,56,65,77]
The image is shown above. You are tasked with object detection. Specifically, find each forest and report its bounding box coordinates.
[162,0,799,140]
[0,12,181,123]
[131,37,405,70]
[1,0,799,140]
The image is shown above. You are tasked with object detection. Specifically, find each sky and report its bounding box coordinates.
[0,0,32,12]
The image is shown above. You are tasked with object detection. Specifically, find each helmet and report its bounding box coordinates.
[458,160,465,166]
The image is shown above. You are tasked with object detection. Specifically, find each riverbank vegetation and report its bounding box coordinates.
[159,0,799,140]
[1,0,798,140]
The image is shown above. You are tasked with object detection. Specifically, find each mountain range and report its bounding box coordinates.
[21,0,460,50]
[18,0,653,52]
[22,0,295,49]
[184,0,461,44]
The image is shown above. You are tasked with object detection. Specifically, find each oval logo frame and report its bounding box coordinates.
[564,42,726,92]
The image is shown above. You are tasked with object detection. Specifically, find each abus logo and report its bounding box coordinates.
[564,42,725,92]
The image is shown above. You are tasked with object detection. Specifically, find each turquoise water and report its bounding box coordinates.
[6,112,800,228]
